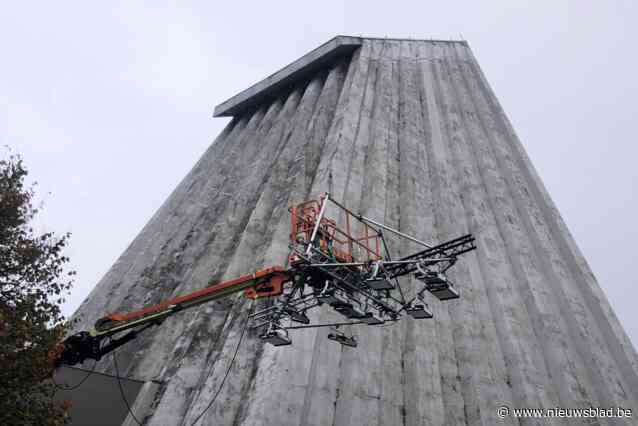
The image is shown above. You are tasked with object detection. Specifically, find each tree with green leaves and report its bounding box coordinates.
[0,152,75,425]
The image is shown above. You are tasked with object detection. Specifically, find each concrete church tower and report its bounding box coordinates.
[72,36,638,425]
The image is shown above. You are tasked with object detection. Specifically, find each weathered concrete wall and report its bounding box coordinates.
[72,37,638,425]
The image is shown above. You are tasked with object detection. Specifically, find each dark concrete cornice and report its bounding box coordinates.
[213,36,362,117]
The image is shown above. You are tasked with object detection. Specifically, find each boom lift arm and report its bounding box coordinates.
[56,193,477,365]
[56,267,291,366]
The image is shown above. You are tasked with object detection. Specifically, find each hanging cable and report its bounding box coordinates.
[380,231,406,303]
[189,300,254,426]
[52,359,98,391]
[112,341,143,426]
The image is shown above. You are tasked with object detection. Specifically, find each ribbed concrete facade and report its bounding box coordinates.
[73,37,638,425]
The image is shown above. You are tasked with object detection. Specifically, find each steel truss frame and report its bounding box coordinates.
[251,193,477,339]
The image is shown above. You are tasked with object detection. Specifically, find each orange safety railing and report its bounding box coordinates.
[290,195,382,264]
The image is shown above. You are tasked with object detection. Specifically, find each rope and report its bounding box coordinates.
[52,360,97,391]
[189,300,254,426]
[112,342,143,426]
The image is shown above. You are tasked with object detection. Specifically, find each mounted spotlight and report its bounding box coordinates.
[260,325,292,346]
[317,288,348,305]
[283,307,310,324]
[415,269,460,301]
[360,312,384,325]
[365,277,395,290]
[406,302,433,319]
[328,331,357,348]
[334,304,366,319]
[364,262,394,290]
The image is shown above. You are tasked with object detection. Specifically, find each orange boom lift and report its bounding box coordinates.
[57,193,476,365]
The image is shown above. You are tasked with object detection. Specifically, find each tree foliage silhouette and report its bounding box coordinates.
[0,152,75,425]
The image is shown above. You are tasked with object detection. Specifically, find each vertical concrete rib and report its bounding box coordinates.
[72,116,239,331]
[416,42,510,426]
[151,87,303,423]
[399,40,446,426]
[295,44,375,426]
[331,40,385,426]
[467,45,638,380]
[233,69,335,426]
[459,45,638,417]
[201,83,323,425]
[416,41,470,426]
[448,42,603,416]
[146,93,296,424]
[441,43,575,425]
[333,38,404,426]
[431,42,529,426]
[377,39,405,426]
[182,87,308,426]
[133,101,284,382]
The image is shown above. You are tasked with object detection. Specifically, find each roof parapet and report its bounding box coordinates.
[213,36,362,117]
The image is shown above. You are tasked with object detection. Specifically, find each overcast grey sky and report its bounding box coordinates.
[1,1,636,346]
